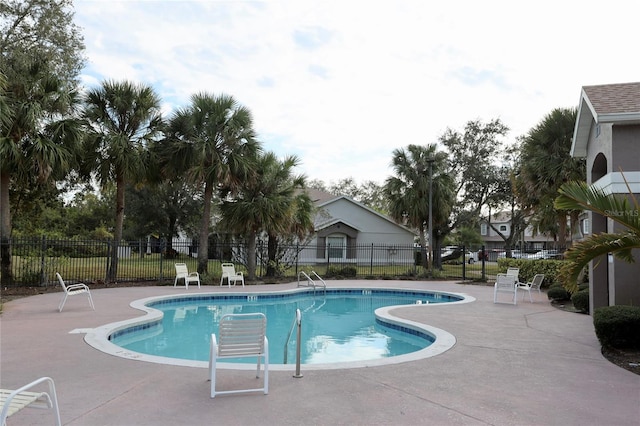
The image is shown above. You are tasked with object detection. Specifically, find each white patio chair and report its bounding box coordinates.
[220,263,244,287]
[174,263,200,289]
[209,313,268,398]
[0,377,61,426]
[506,267,520,282]
[517,274,545,302]
[56,273,95,312]
[493,273,517,305]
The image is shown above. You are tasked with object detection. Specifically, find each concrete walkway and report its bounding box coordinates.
[1,280,638,425]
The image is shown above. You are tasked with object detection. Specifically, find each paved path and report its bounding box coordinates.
[1,280,638,425]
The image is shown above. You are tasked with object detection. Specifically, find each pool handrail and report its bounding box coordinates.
[297,271,326,294]
[284,309,302,371]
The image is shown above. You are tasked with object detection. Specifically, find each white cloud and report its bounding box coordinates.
[74,0,639,185]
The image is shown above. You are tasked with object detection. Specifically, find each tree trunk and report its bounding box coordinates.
[108,175,125,282]
[197,181,213,274]
[266,233,278,277]
[247,231,257,281]
[166,215,177,256]
[557,211,567,248]
[0,170,12,286]
[433,237,443,269]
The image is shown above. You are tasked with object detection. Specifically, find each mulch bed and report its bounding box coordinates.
[551,300,640,376]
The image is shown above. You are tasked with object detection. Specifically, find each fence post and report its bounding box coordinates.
[462,245,466,281]
[370,243,374,276]
[481,245,486,281]
[39,235,46,286]
[105,240,111,283]
[159,239,165,281]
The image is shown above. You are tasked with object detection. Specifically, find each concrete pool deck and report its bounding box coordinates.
[1,280,638,425]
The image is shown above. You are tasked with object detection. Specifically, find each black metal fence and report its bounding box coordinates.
[0,237,494,287]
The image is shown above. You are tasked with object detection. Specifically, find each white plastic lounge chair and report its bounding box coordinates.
[209,313,268,398]
[517,274,545,302]
[506,267,520,282]
[220,263,244,287]
[493,273,518,305]
[0,377,61,426]
[56,273,95,312]
[174,263,201,289]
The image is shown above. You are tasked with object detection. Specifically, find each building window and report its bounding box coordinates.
[481,223,487,235]
[499,225,507,232]
[582,219,590,235]
[327,235,346,259]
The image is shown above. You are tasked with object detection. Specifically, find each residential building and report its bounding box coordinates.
[299,188,417,264]
[570,81,640,311]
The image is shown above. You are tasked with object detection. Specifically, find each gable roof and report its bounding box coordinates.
[314,194,417,235]
[571,82,640,157]
[304,188,337,204]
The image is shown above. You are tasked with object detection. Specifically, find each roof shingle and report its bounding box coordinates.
[583,82,640,115]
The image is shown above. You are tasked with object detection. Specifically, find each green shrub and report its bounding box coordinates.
[593,305,640,349]
[571,290,589,314]
[325,266,357,278]
[547,285,570,301]
[497,258,563,289]
[578,283,589,292]
[341,266,357,277]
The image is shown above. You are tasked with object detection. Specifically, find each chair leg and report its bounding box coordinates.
[210,355,217,398]
[88,293,95,310]
[58,293,68,312]
[209,335,217,398]
[263,339,269,394]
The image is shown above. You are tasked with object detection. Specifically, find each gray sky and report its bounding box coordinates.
[74,0,638,185]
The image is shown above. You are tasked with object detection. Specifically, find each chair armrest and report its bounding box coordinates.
[6,376,54,395]
[236,272,243,277]
[188,272,200,277]
[66,283,90,291]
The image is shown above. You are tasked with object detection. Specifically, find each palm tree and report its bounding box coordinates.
[82,80,163,281]
[219,152,314,280]
[554,180,640,292]
[163,92,259,275]
[0,67,82,285]
[384,144,455,270]
[0,73,11,130]
[515,108,584,247]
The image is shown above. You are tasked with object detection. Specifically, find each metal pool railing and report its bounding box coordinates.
[284,308,303,378]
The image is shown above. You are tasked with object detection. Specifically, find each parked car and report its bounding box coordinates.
[477,249,489,261]
[465,250,478,264]
[498,250,526,259]
[528,250,562,260]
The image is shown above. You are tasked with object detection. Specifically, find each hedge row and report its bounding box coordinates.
[497,258,564,289]
[593,306,640,349]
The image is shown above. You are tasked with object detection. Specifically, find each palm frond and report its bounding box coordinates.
[560,232,640,293]
[556,181,640,234]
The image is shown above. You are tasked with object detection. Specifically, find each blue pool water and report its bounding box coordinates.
[110,289,462,365]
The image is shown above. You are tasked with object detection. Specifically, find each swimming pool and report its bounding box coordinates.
[85,287,470,370]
